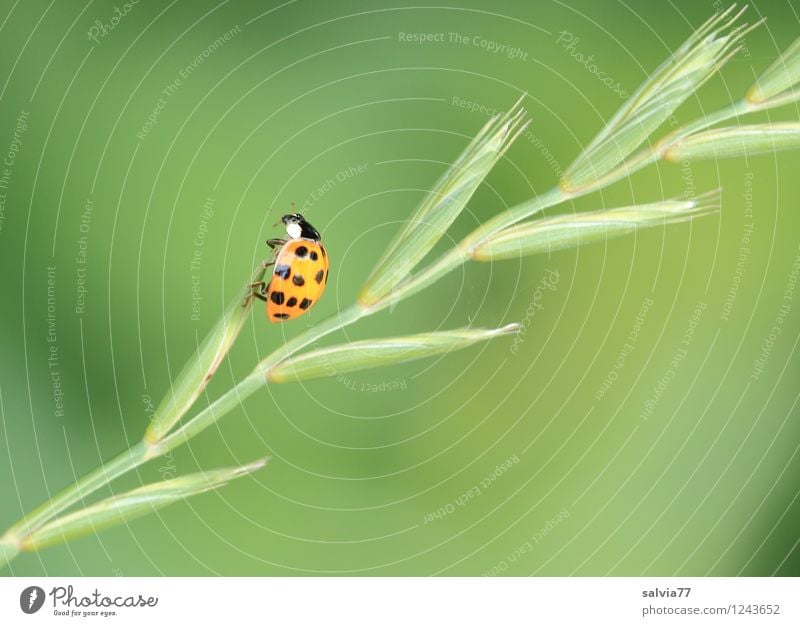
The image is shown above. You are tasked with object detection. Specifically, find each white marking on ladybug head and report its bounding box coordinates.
[285,221,302,239]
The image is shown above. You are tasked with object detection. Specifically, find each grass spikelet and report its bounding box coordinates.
[17,459,269,551]
[359,97,528,306]
[747,37,800,107]
[471,190,721,261]
[663,123,800,161]
[562,4,761,193]
[267,325,520,383]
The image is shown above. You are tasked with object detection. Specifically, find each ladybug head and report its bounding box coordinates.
[281,213,321,241]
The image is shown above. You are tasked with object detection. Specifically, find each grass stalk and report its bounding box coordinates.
[2,441,150,543]
[145,265,268,443]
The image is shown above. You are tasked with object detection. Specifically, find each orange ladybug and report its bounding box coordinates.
[252,213,329,322]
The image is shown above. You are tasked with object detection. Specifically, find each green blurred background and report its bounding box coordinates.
[1,0,798,576]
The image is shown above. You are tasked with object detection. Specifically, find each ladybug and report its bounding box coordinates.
[251,213,329,322]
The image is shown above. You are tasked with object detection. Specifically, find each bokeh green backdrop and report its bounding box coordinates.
[1,0,798,576]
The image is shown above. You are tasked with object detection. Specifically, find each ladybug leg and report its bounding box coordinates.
[250,280,268,293]
[244,278,269,306]
[244,236,284,305]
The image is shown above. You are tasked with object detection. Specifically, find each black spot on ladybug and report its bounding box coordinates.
[299,298,312,310]
[292,275,305,286]
[325,270,329,284]
[286,297,297,307]
[314,269,324,284]
[320,246,326,258]
[270,291,285,305]
[310,251,318,261]
[295,245,308,258]
[274,264,291,280]
[273,313,290,319]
